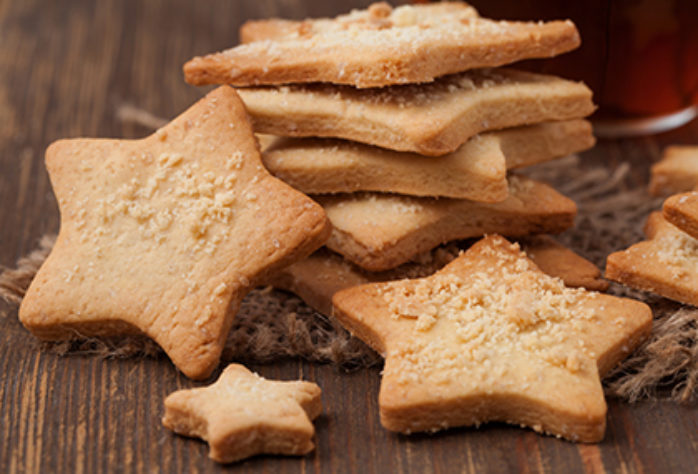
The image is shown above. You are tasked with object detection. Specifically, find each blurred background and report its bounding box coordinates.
[465,0,698,136]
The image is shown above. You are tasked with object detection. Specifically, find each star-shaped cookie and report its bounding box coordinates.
[663,191,698,240]
[649,145,698,196]
[184,2,580,88]
[262,120,594,201]
[19,86,330,379]
[162,364,322,463]
[236,68,594,156]
[606,211,698,306]
[332,235,652,442]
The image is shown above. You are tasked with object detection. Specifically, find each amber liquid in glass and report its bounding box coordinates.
[465,0,698,135]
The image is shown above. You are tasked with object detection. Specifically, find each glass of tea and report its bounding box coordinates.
[465,0,698,137]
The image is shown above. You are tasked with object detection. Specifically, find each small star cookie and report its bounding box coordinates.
[19,86,330,379]
[162,364,322,463]
[332,235,651,442]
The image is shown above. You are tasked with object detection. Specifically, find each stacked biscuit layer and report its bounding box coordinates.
[185,2,598,313]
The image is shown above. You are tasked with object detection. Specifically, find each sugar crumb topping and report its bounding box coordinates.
[381,241,598,386]
[229,0,561,81]
[83,149,246,255]
[217,372,301,417]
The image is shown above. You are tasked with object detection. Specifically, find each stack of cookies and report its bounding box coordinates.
[184,2,600,315]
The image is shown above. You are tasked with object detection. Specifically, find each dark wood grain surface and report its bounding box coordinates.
[1,1,697,472]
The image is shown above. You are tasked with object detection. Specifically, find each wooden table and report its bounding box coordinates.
[1,1,697,472]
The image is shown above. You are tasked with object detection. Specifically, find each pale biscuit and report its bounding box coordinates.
[649,146,698,196]
[663,191,698,239]
[519,235,608,292]
[19,86,330,380]
[269,247,460,317]
[184,2,580,88]
[240,2,480,44]
[331,235,652,441]
[162,364,322,463]
[270,238,607,317]
[606,211,698,306]
[315,175,576,271]
[237,68,594,156]
[263,120,594,200]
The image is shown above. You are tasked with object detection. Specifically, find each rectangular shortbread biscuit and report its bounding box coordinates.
[263,120,594,201]
[315,175,577,271]
[237,68,594,156]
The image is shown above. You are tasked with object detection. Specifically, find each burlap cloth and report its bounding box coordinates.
[1,110,696,403]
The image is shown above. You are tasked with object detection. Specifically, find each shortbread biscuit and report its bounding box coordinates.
[271,238,607,316]
[240,2,480,44]
[316,175,576,271]
[163,364,322,463]
[332,235,652,441]
[519,235,608,292]
[263,120,594,200]
[606,212,698,306]
[237,69,594,156]
[665,190,698,237]
[663,191,698,239]
[269,247,460,316]
[19,86,330,380]
[184,2,580,88]
[649,146,698,196]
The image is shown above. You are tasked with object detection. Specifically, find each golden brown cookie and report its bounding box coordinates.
[519,235,608,292]
[237,68,594,156]
[332,235,652,441]
[649,146,698,196]
[19,86,330,380]
[270,238,607,317]
[162,364,322,463]
[263,120,594,200]
[240,2,480,44]
[184,2,580,88]
[606,211,698,306]
[663,191,698,240]
[316,175,576,271]
[269,247,460,317]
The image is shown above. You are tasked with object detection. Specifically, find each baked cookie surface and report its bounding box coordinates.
[162,364,322,463]
[606,211,698,306]
[649,146,698,196]
[262,120,594,200]
[332,235,651,441]
[270,237,607,317]
[184,2,580,88]
[237,68,594,156]
[333,236,652,442]
[19,86,330,380]
[317,175,577,271]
